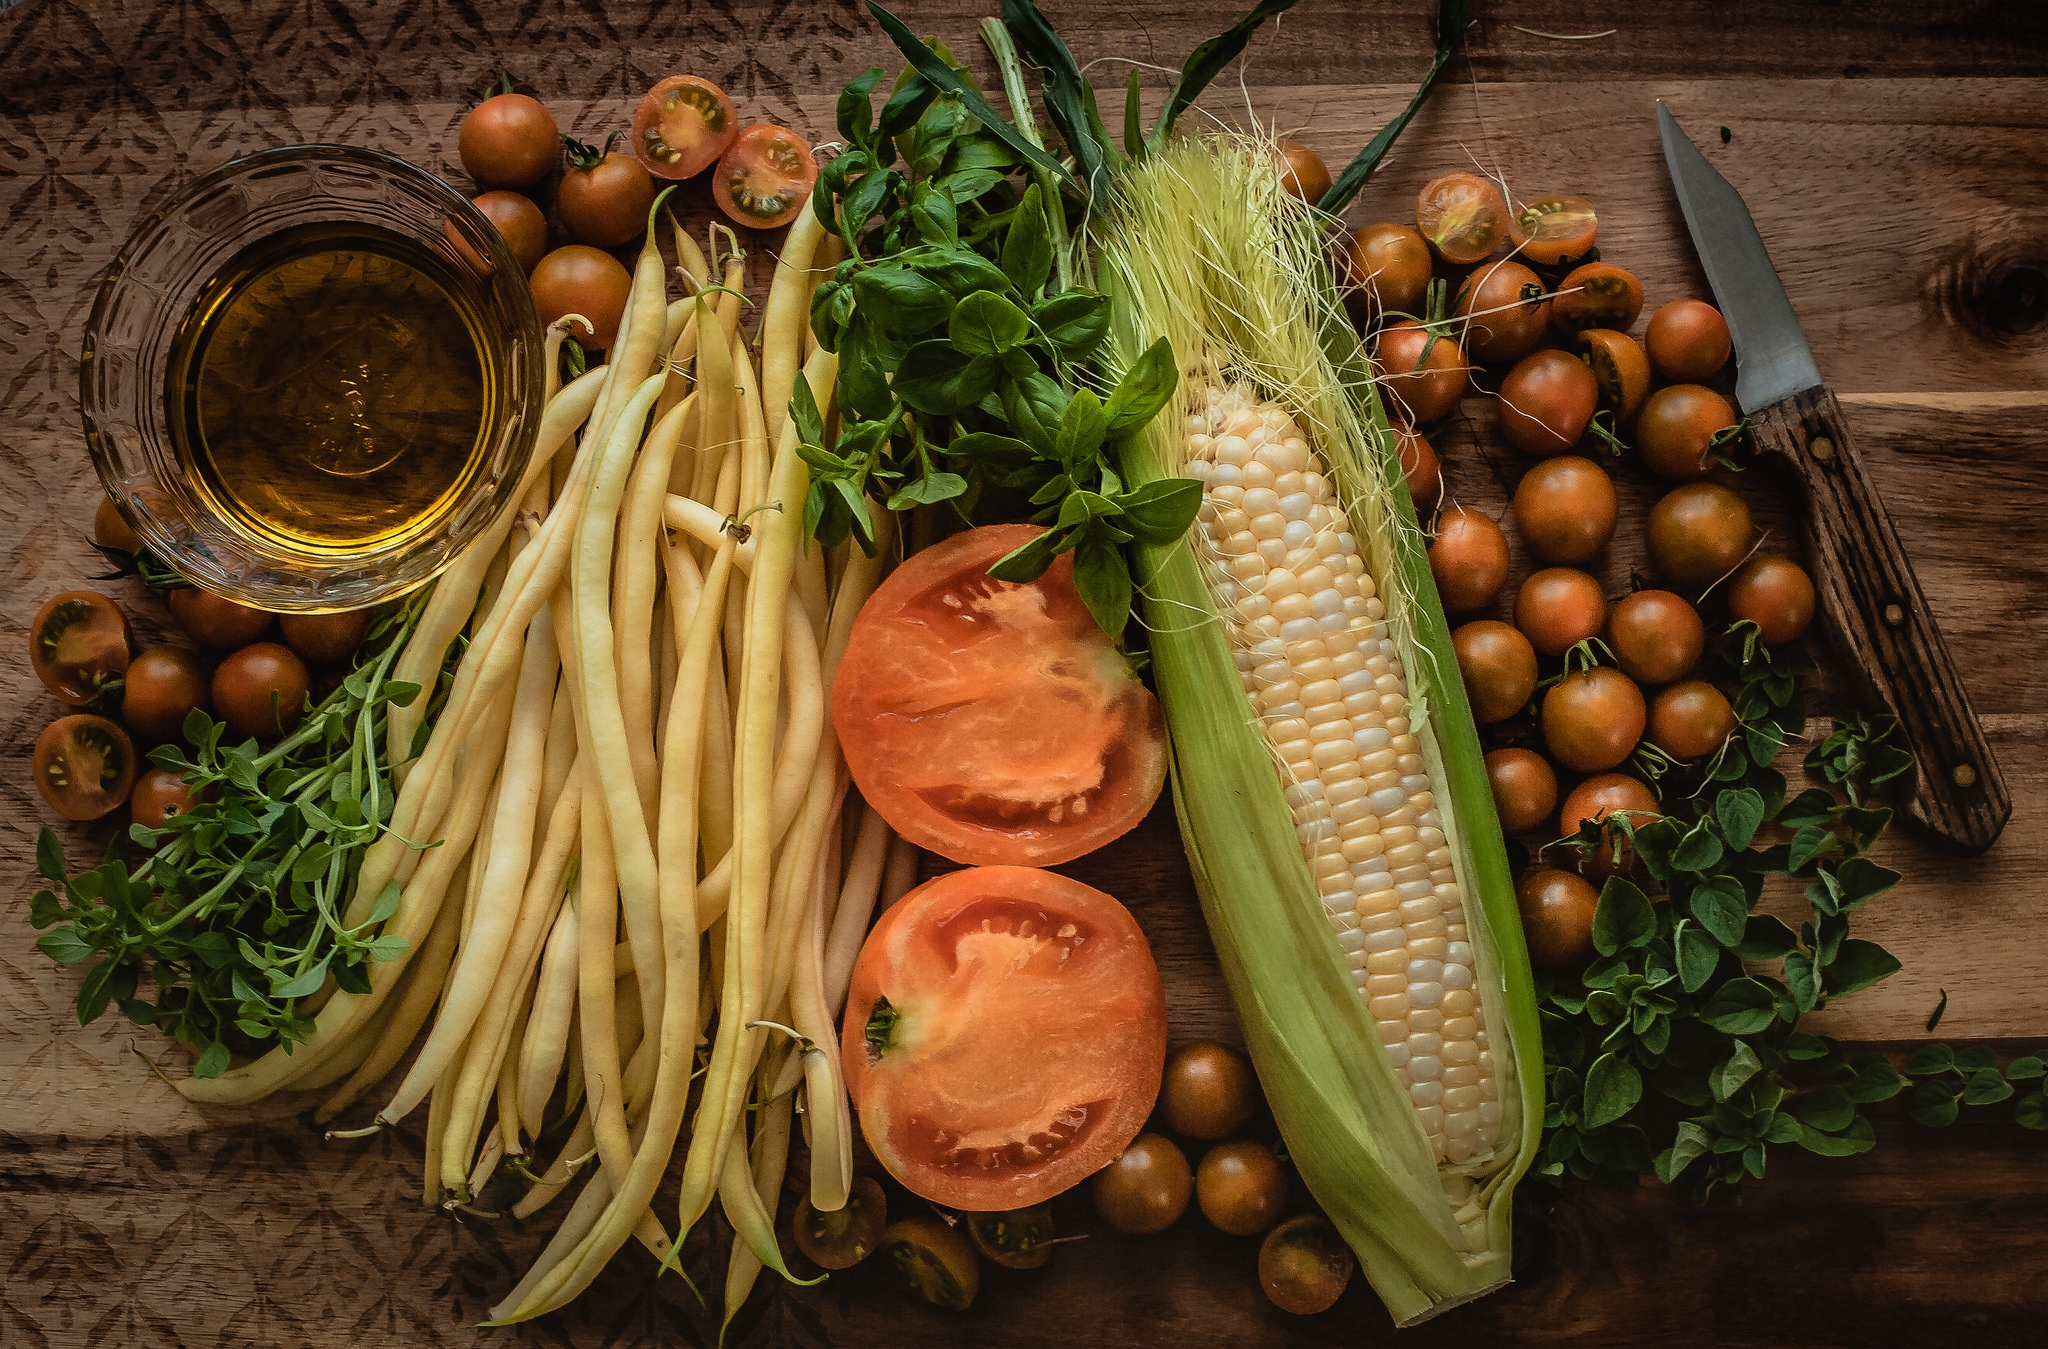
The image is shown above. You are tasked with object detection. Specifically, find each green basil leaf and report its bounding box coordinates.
[1793,1085,1855,1131]
[887,472,968,510]
[1786,1031,1833,1062]
[1031,292,1113,359]
[366,879,403,928]
[365,934,412,962]
[1070,533,1134,637]
[187,930,235,969]
[1103,336,1177,438]
[837,66,885,148]
[1003,371,1070,456]
[1000,183,1053,298]
[194,1040,232,1079]
[851,266,954,331]
[837,165,902,246]
[1671,818,1725,873]
[2006,1054,2048,1082]
[945,138,1019,172]
[1654,1119,1714,1183]
[949,289,1031,355]
[1786,823,1835,873]
[987,527,1068,584]
[1823,939,1901,998]
[909,181,959,246]
[271,955,333,1000]
[948,431,1035,467]
[332,956,373,995]
[907,91,972,178]
[76,958,120,1025]
[1697,976,1779,1035]
[1834,855,1902,909]
[907,249,1012,298]
[1785,949,1820,1012]
[1113,478,1203,548]
[893,341,1001,415]
[1582,1052,1642,1129]
[1955,1045,2000,1073]
[878,75,935,138]
[1054,386,1109,468]
[36,827,65,883]
[1590,876,1655,957]
[789,371,826,449]
[36,925,95,966]
[2016,1092,2048,1131]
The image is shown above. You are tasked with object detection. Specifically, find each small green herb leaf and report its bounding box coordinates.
[1697,977,1778,1035]
[1591,876,1656,957]
[1584,1052,1643,1129]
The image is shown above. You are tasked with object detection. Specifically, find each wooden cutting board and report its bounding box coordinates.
[3,3,2045,1345]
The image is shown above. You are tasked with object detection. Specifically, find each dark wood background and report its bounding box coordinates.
[4,2,2047,1346]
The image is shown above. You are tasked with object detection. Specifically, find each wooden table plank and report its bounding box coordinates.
[3,2,2046,1346]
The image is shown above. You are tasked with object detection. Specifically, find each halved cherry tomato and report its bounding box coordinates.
[35,714,137,821]
[1637,384,1739,481]
[1515,567,1608,657]
[1542,667,1645,773]
[1429,507,1511,613]
[880,1215,980,1310]
[796,1176,887,1270]
[557,136,657,248]
[1510,193,1598,266]
[1416,172,1509,265]
[1452,620,1538,724]
[1484,747,1557,834]
[1497,349,1598,456]
[632,74,738,180]
[1512,455,1616,565]
[1374,320,1468,426]
[29,590,132,706]
[1577,329,1651,423]
[1273,142,1332,204]
[1726,556,1816,644]
[1454,259,1550,366]
[529,245,633,351]
[1395,427,1441,512]
[966,1205,1056,1270]
[1340,222,1433,321]
[1551,262,1645,337]
[471,191,547,273]
[1649,680,1736,760]
[1606,589,1705,685]
[1647,482,1754,588]
[832,524,1165,866]
[459,93,560,191]
[713,124,818,230]
[1645,299,1732,382]
[842,866,1168,1211]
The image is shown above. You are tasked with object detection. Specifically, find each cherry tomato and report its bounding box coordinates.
[1647,482,1754,589]
[1373,320,1468,426]
[1091,1132,1193,1235]
[1637,384,1739,481]
[1160,1040,1260,1142]
[1726,556,1816,644]
[129,767,198,830]
[795,1176,886,1270]
[1560,773,1661,879]
[279,609,372,664]
[1510,193,1598,266]
[557,139,656,248]
[1512,455,1617,565]
[1497,349,1598,456]
[1516,869,1600,967]
[713,124,819,230]
[1645,299,1732,382]
[29,590,132,706]
[1577,329,1651,423]
[1197,1139,1288,1237]
[1273,142,1332,204]
[1551,262,1645,337]
[1429,508,1510,613]
[879,1215,979,1310]
[843,867,1167,1211]
[1395,427,1441,512]
[1650,680,1737,760]
[632,74,739,180]
[471,191,547,274]
[93,497,142,555]
[459,93,559,191]
[833,525,1165,866]
[1415,172,1509,265]
[1606,590,1705,685]
[1515,567,1608,658]
[1454,260,1550,366]
[121,644,212,745]
[1259,1214,1354,1315]
[1340,222,1433,321]
[1485,747,1558,834]
[529,245,633,351]
[168,587,272,649]
[212,641,310,742]
[1542,667,1646,773]
[1452,620,1538,724]
[35,714,137,821]
[965,1205,1055,1271]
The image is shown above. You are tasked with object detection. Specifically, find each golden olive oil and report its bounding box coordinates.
[166,222,494,555]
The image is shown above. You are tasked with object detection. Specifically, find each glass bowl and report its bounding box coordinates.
[80,144,542,612]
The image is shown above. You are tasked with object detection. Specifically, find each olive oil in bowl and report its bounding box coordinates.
[166,222,495,556]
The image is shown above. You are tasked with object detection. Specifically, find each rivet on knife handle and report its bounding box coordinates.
[1748,386,2010,853]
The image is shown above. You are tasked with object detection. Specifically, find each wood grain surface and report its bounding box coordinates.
[3,3,2046,1347]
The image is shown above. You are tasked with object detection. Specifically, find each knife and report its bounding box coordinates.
[1656,100,2010,854]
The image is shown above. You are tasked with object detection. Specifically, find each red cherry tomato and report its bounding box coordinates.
[121,645,212,745]
[471,191,547,273]
[1647,483,1754,589]
[1649,680,1737,760]
[212,642,310,742]
[1374,320,1468,426]
[1341,222,1432,321]
[1429,508,1510,613]
[1454,260,1550,366]
[1497,349,1598,456]
[558,139,658,248]
[279,609,373,664]
[632,74,739,180]
[1512,455,1617,565]
[842,866,1168,1212]
[93,497,142,555]
[459,93,560,191]
[1516,869,1600,967]
[1452,620,1538,724]
[168,587,272,649]
[1272,142,1332,204]
[712,124,819,231]
[1577,329,1651,423]
[1636,384,1739,482]
[1395,427,1442,512]
[1605,590,1706,686]
[529,245,633,351]
[1726,556,1817,644]
[1561,773,1661,882]
[1645,299,1733,382]
[1542,668,1646,773]
[130,767,199,830]
[1485,747,1558,834]
[1515,567,1608,658]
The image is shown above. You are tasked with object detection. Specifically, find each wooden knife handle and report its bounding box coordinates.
[1748,385,2009,853]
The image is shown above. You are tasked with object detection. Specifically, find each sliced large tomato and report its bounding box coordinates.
[842,865,1168,1210]
[832,524,1166,866]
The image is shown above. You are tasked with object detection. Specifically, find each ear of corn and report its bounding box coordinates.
[1098,136,1542,1324]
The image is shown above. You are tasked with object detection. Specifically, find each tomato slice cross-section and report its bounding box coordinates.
[842,866,1168,1210]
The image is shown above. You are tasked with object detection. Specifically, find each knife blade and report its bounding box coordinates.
[1656,100,2010,853]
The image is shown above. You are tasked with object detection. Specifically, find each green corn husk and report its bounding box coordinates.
[1098,136,1542,1324]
